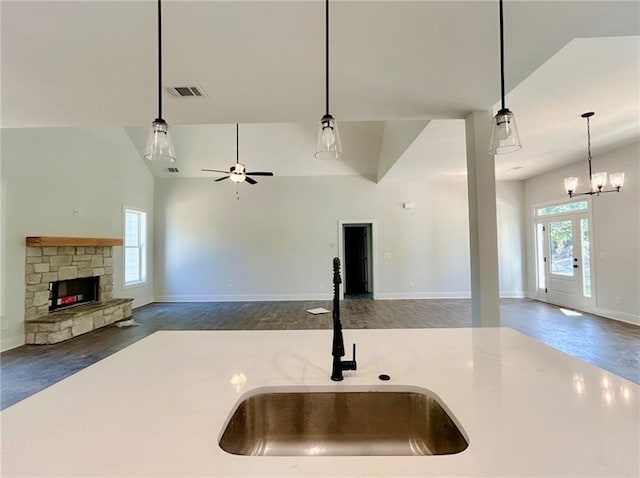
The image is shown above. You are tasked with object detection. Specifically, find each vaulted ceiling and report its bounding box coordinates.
[2,1,638,182]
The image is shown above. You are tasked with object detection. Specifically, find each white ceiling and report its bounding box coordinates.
[2,1,639,182]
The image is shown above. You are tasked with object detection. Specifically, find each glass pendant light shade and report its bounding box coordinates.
[609,172,625,189]
[315,114,343,160]
[564,177,578,195]
[316,0,343,160]
[144,118,176,162]
[489,0,522,155]
[489,108,522,155]
[145,118,176,162]
[145,0,176,163]
[591,172,607,190]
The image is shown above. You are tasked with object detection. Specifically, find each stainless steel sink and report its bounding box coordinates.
[218,389,468,456]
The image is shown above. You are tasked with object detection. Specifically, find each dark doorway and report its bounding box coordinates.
[343,224,372,298]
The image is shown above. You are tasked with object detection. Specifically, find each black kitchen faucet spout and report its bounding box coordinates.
[331,257,357,381]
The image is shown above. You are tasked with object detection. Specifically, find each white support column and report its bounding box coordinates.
[465,111,500,327]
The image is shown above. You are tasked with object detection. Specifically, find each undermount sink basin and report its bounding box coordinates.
[218,388,468,456]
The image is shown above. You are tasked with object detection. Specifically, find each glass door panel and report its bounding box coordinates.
[536,223,546,291]
[580,218,592,298]
[549,220,574,276]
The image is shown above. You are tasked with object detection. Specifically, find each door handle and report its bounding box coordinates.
[573,265,579,268]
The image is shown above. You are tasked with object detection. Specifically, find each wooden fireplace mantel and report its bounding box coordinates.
[26,236,123,247]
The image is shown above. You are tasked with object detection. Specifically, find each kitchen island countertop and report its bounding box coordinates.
[1,328,638,477]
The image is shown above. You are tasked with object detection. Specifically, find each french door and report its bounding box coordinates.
[536,209,594,311]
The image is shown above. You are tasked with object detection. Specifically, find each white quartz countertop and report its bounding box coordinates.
[2,328,638,477]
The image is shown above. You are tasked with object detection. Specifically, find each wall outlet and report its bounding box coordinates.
[227,282,233,290]
[409,281,415,288]
[319,283,324,290]
[383,253,391,260]
[616,296,623,305]
[73,208,80,216]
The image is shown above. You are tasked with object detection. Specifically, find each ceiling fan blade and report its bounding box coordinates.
[245,176,258,185]
[215,176,230,182]
[202,169,231,174]
[246,172,274,176]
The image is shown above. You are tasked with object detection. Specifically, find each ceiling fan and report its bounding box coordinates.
[201,124,274,185]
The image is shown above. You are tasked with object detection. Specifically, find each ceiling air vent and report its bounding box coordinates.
[167,167,179,173]
[166,85,207,97]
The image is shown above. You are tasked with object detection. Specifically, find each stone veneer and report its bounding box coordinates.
[24,245,132,344]
[25,299,133,345]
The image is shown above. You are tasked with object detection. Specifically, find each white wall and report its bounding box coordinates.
[496,181,526,297]
[154,175,524,301]
[0,127,155,351]
[524,141,640,324]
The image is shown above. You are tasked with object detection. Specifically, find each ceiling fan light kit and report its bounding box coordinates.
[315,0,343,160]
[144,0,176,163]
[229,163,247,184]
[201,124,274,187]
[489,0,522,155]
[564,112,624,198]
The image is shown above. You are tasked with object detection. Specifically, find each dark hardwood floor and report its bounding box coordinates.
[1,298,639,410]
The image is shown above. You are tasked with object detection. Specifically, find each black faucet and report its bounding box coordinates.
[331,257,357,381]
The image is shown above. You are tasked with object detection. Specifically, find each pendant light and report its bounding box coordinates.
[564,112,624,198]
[489,0,522,155]
[315,0,343,160]
[144,0,176,162]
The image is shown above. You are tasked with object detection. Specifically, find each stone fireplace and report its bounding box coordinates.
[24,237,133,344]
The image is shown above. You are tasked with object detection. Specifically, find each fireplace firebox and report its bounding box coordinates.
[49,277,100,312]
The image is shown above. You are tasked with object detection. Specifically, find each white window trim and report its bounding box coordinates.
[123,206,147,288]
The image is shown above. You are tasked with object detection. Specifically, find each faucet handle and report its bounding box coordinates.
[343,343,357,371]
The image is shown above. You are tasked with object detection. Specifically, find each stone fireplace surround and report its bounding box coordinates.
[24,237,133,345]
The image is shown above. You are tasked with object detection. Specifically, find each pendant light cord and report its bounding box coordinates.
[325,0,330,116]
[157,0,163,120]
[586,115,593,181]
[236,123,239,165]
[499,0,505,111]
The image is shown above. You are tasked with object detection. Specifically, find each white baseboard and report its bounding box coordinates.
[155,292,527,302]
[132,296,154,308]
[1,334,25,352]
[376,292,471,300]
[592,307,640,326]
[154,293,332,302]
[517,295,639,326]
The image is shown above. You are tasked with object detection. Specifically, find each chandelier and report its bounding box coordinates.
[564,112,624,198]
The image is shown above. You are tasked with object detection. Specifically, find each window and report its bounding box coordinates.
[580,218,592,298]
[124,208,147,286]
[536,201,587,217]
